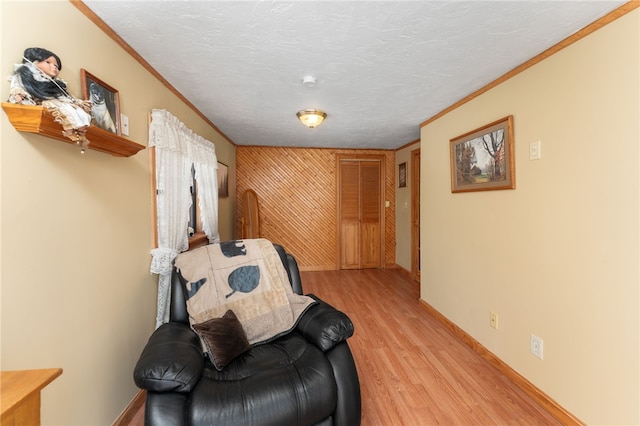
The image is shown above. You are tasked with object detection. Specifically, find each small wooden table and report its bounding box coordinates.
[1,368,62,426]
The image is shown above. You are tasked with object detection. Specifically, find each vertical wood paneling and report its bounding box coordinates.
[236,147,395,270]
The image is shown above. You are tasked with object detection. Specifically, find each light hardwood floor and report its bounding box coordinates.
[302,268,560,425]
[126,268,560,425]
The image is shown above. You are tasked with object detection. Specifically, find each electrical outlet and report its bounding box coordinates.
[529,141,541,160]
[490,312,498,329]
[530,334,544,359]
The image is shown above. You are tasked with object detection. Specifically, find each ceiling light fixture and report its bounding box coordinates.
[297,109,327,128]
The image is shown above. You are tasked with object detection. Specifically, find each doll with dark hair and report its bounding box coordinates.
[9,47,93,151]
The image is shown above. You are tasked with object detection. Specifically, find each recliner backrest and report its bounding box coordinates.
[169,242,303,324]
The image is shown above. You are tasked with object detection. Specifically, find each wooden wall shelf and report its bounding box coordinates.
[2,102,145,157]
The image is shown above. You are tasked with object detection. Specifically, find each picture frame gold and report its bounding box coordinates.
[80,69,121,135]
[450,115,515,193]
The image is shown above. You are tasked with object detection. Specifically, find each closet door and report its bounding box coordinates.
[338,158,383,269]
[360,161,381,268]
[339,161,361,269]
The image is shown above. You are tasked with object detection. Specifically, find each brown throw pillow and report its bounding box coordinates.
[192,310,251,370]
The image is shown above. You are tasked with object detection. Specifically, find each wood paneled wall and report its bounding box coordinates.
[236,146,396,271]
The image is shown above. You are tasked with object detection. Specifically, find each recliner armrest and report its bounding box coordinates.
[296,294,354,352]
[134,322,204,393]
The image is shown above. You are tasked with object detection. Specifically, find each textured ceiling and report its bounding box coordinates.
[83,1,625,149]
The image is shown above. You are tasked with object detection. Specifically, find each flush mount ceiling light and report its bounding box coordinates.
[296,109,327,128]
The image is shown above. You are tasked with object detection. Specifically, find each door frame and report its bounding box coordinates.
[411,148,420,282]
[336,153,386,270]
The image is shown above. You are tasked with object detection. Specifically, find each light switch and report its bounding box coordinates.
[121,114,130,136]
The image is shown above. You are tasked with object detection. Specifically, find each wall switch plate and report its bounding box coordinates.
[120,114,130,136]
[490,312,498,329]
[530,334,544,359]
[529,141,541,160]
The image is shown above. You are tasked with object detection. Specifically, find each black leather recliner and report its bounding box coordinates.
[134,244,361,426]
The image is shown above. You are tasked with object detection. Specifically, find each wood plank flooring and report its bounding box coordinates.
[125,268,560,425]
[301,268,560,425]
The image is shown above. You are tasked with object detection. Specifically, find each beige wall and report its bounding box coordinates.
[0,1,235,425]
[395,141,419,271]
[420,10,639,425]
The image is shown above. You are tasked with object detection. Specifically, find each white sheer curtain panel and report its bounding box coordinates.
[194,157,220,244]
[149,109,219,327]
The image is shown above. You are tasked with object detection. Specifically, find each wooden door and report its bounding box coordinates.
[360,161,381,268]
[338,157,383,269]
[339,161,361,268]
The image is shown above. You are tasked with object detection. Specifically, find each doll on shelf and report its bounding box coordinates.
[8,47,93,151]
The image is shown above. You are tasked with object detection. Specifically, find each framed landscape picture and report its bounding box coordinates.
[450,115,515,193]
[398,162,407,188]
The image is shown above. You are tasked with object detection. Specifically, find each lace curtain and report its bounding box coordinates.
[149,109,220,327]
